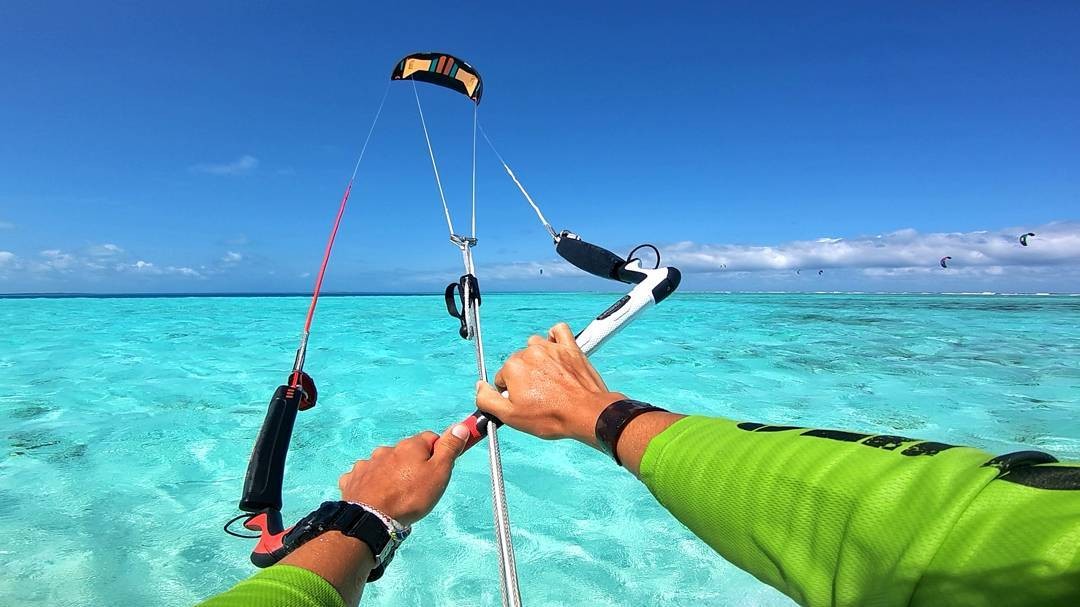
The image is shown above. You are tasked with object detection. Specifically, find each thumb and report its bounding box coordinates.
[476,380,512,419]
[430,423,470,466]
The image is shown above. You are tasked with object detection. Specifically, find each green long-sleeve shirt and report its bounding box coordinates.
[202,416,1080,606]
[640,417,1079,606]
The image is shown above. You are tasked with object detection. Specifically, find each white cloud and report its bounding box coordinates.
[173,266,201,277]
[191,154,259,176]
[0,244,205,281]
[88,243,124,257]
[39,249,76,271]
[222,251,243,264]
[0,243,212,289]
[662,222,1080,273]
[117,260,202,278]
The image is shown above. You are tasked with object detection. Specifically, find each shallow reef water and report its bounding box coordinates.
[1,293,1077,605]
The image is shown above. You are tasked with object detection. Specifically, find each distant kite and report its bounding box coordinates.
[940,256,952,269]
[818,269,824,275]
[796,269,801,275]
[1020,232,1035,247]
[539,268,543,276]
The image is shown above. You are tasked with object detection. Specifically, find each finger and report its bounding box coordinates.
[430,423,470,467]
[400,432,437,457]
[549,322,578,348]
[523,344,545,362]
[476,380,512,419]
[412,427,438,451]
[494,355,524,392]
[339,460,368,489]
[370,446,392,459]
[418,430,440,450]
[526,334,546,347]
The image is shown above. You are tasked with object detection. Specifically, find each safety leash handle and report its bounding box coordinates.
[238,377,315,514]
[240,511,292,568]
[227,374,317,567]
[453,262,682,451]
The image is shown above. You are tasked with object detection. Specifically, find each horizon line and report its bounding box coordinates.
[2,290,1079,300]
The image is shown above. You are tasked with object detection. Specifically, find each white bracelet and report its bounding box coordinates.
[346,501,412,543]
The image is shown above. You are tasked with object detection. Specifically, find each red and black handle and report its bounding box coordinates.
[232,372,316,566]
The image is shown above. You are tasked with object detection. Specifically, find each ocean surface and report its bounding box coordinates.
[1,293,1078,606]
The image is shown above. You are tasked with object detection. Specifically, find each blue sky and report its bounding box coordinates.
[1,1,1078,293]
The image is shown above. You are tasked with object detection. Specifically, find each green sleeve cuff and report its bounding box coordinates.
[638,414,701,488]
[199,565,346,607]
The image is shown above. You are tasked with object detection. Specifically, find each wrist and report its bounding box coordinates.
[279,531,374,607]
[280,500,406,582]
[570,391,627,447]
[339,495,409,527]
[594,399,670,466]
[323,531,377,571]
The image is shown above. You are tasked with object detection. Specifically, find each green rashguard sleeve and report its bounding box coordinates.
[639,416,1080,607]
[198,565,346,607]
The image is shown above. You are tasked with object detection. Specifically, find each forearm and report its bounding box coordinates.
[280,532,375,607]
[614,410,685,476]
[198,532,374,607]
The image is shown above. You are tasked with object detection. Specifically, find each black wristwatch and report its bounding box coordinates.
[594,399,667,466]
[282,501,408,581]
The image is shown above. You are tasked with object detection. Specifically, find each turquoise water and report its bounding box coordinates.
[1,293,1078,606]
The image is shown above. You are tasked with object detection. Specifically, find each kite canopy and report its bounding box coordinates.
[1020,232,1035,247]
[940,256,952,268]
[392,52,483,104]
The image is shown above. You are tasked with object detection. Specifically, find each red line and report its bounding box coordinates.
[304,180,353,333]
[289,180,354,386]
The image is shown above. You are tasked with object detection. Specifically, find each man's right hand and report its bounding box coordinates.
[475,322,626,449]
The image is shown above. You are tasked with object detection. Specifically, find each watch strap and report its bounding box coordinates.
[594,399,667,466]
[283,501,397,582]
